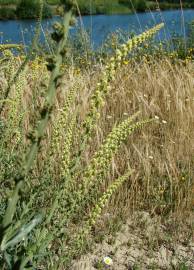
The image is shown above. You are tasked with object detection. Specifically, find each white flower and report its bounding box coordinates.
[148,155,153,160]
[154,115,159,120]
[162,120,167,124]
[103,256,113,266]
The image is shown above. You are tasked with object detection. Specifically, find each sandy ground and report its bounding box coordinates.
[72,212,194,270]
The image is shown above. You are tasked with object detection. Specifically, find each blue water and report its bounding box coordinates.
[0,9,194,47]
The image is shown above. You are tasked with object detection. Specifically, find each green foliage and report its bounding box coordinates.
[0,2,75,269]
[0,7,15,20]
[126,0,147,11]
[0,0,19,4]
[16,0,52,19]
[2,7,191,270]
[1,0,194,18]
[46,0,60,4]
[136,0,147,11]
[118,0,130,5]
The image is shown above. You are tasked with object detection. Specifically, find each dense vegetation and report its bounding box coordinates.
[1,0,194,19]
[0,0,193,269]
[0,0,52,19]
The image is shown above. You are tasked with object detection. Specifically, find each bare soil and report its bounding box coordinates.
[72,212,194,270]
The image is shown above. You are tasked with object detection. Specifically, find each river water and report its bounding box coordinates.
[0,9,194,48]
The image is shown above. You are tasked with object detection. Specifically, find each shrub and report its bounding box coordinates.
[135,0,147,11]
[120,0,147,11]
[77,2,97,15]
[0,0,19,4]
[16,0,52,19]
[118,0,130,6]
[0,7,16,20]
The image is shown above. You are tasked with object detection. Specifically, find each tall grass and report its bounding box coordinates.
[0,1,193,269]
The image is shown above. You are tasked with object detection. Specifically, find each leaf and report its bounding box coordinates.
[4,251,12,269]
[1,214,43,251]
[2,181,23,229]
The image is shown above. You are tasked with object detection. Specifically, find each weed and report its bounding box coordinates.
[0,3,193,269]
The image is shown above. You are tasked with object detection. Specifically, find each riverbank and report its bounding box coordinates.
[1,9,194,47]
[1,0,194,20]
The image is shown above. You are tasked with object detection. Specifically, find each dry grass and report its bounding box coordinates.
[73,58,194,218]
[2,57,193,216]
[1,54,194,268]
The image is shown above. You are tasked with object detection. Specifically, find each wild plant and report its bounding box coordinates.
[0,0,43,116]
[0,1,166,269]
[0,1,74,268]
[48,85,77,177]
[39,23,164,269]
[66,23,164,178]
[0,44,23,52]
[58,170,133,268]
[82,23,164,140]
